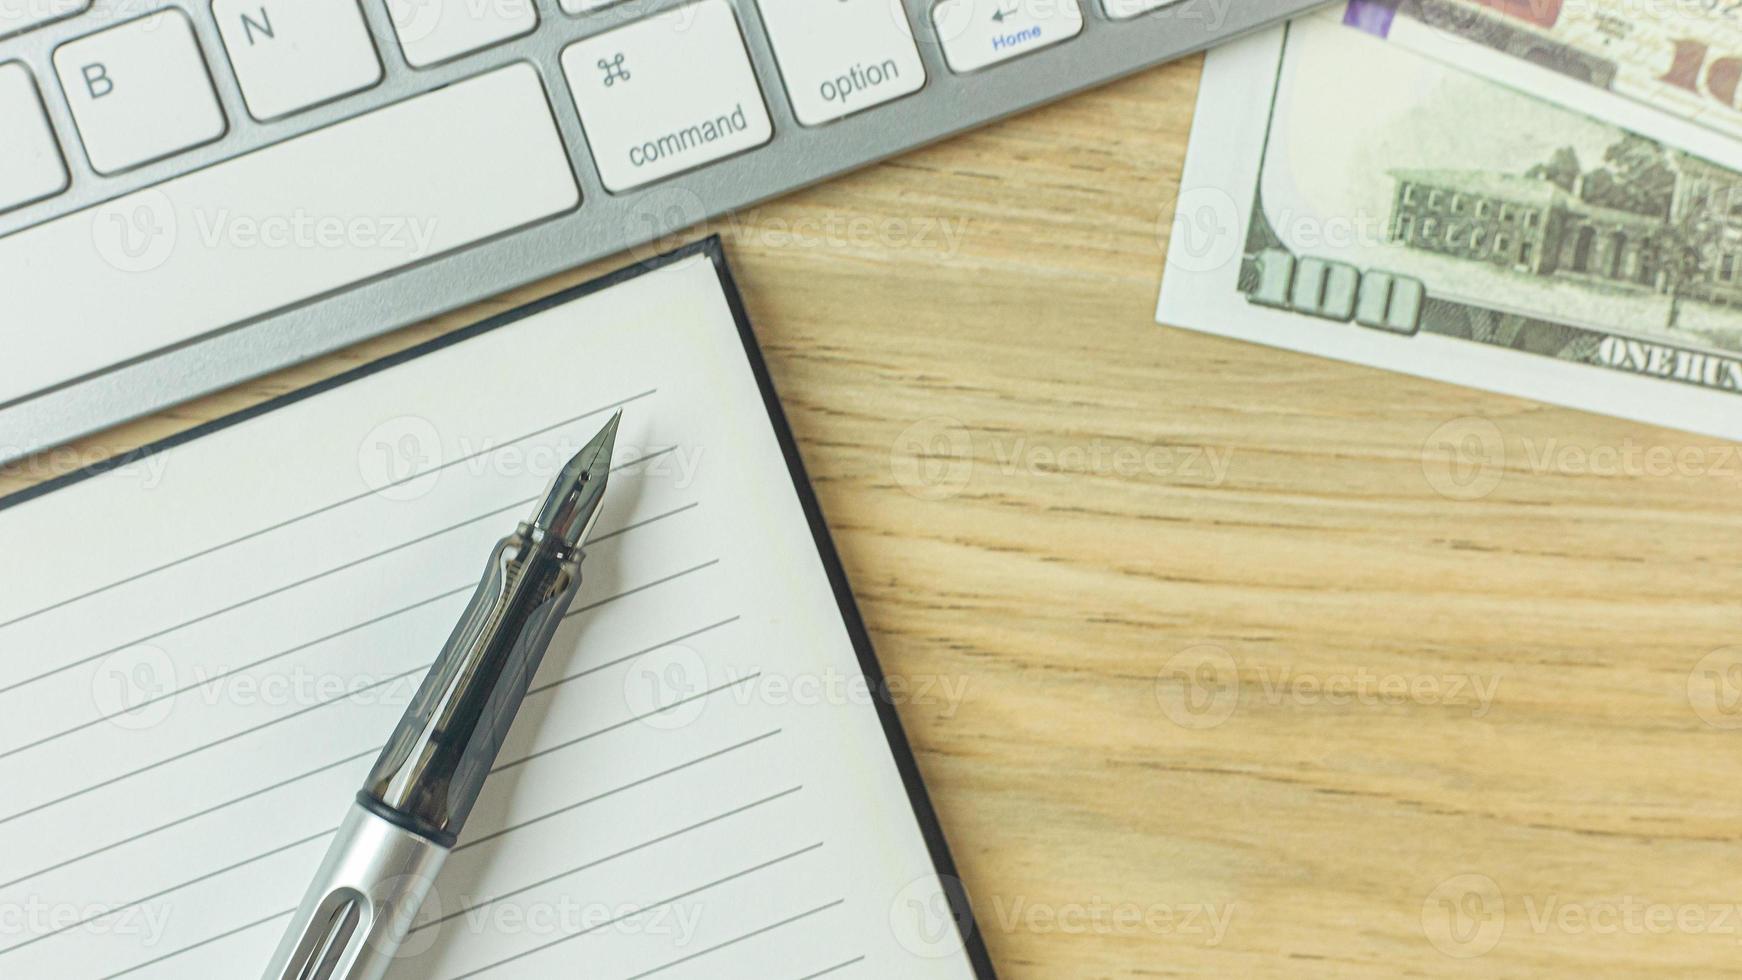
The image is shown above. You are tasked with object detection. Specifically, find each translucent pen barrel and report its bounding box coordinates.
[358,526,585,847]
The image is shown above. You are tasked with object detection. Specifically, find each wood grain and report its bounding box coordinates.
[7,57,1742,978]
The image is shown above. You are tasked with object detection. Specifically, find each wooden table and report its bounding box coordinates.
[7,58,1741,978]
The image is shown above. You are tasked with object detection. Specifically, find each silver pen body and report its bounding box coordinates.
[263,804,449,980]
[263,413,618,980]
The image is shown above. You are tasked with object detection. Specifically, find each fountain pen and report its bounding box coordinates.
[262,412,621,980]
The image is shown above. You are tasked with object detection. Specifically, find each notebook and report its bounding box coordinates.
[0,239,998,980]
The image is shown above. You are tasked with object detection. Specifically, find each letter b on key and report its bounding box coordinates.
[82,62,114,99]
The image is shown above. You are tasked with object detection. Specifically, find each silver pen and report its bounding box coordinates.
[262,412,621,980]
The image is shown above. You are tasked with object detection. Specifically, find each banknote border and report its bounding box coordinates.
[1157,17,1742,443]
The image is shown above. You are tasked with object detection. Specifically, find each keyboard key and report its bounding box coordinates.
[385,0,537,69]
[756,0,926,125]
[931,0,1083,73]
[53,10,227,174]
[213,0,383,120]
[561,0,772,192]
[0,63,68,213]
[0,0,88,41]
[0,63,579,406]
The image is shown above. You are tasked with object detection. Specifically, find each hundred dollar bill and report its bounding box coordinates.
[1337,0,1742,143]
[1156,17,1742,441]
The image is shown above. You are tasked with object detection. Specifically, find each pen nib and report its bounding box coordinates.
[532,410,620,549]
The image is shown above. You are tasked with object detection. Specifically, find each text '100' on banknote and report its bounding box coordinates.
[1157,16,1742,441]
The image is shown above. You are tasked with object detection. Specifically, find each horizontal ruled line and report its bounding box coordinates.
[624,898,847,979]
[419,786,804,932]
[0,501,700,760]
[0,586,726,829]
[102,907,294,980]
[4,729,788,960]
[0,746,376,892]
[0,391,657,635]
[796,958,867,980]
[445,843,828,980]
[0,444,679,698]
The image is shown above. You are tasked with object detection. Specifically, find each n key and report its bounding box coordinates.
[214,0,384,120]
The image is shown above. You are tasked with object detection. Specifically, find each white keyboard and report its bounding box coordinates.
[0,0,1322,460]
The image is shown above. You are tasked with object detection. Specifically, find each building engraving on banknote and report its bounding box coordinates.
[1236,26,1742,397]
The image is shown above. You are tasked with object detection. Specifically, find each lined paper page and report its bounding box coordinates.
[0,253,982,979]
